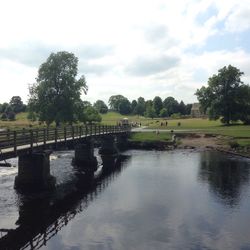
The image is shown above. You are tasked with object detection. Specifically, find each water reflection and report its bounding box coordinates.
[0,154,129,250]
[198,151,250,207]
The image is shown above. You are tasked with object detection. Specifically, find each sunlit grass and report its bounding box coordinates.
[130,132,171,142]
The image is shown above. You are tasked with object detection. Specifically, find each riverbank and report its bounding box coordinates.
[129,131,250,158]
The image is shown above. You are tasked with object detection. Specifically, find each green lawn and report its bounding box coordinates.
[130,132,171,142]
[101,112,150,125]
[0,112,40,129]
[1,112,249,145]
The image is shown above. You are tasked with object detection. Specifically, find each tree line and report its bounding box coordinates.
[1,51,249,127]
[0,96,26,121]
[107,95,192,118]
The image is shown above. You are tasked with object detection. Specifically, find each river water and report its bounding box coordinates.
[0,149,250,250]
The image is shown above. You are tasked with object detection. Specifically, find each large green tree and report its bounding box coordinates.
[28,51,88,126]
[93,100,108,114]
[118,98,131,115]
[153,96,163,116]
[108,95,127,111]
[9,96,25,113]
[195,65,247,125]
[163,97,179,116]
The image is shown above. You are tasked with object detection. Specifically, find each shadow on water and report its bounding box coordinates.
[0,154,130,250]
[198,151,250,207]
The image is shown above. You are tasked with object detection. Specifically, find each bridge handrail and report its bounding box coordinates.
[0,125,131,153]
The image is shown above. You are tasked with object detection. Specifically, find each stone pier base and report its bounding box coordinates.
[99,136,119,156]
[116,134,129,151]
[14,151,56,191]
[73,140,98,174]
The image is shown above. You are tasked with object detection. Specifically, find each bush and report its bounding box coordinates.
[171,113,181,119]
[1,113,8,121]
[7,111,16,121]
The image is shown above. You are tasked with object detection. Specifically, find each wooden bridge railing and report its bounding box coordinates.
[0,124,130,153]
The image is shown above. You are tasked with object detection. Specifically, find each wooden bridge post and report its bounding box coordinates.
[64,127,67,142]
[30,130,33,152]
[72,126,75,140]
[13,131,17,155]
[43,128,46,146]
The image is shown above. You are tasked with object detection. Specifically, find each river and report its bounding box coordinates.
[0,149,250,250]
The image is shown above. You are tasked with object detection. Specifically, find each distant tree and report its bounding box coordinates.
[108,95,127,111]
[27,111,37,122]
[195,65,246,125]
[1,113,8,121]
[134,97,146,115]
[28,51,88,126]
[9,96,25,113]
[144,106,157,119]
[185,104,192,115]
[118,98,131,115]
[131,100,137,113]
[93,100,108,114]
[178,100,186,115]
[163,97,179,116]
[145,100,153,109]
[159,108,168,117]
[1,103,10,113]
[134,103,145,116]
[84,106,102,124]
[153,96,163,116]
[236,84,250,124]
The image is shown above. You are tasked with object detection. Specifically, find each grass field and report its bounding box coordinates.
[130,132,171,142]
[0,112,249,147]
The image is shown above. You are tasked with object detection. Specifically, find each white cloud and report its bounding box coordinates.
[0,0,249,104]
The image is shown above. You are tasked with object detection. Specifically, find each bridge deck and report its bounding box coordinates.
[0,125,130,161]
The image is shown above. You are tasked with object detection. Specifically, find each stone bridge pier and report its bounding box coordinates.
[99,136,119,169]
[116,133,129,151]
[73,139,98,174]
[14,151,56,191]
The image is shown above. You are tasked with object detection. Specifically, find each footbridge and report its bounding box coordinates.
[0,125,130,190]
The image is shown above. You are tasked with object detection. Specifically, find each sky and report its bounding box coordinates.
[0,0,250,105]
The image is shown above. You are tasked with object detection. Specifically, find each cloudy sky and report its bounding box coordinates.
[0,0,250,105]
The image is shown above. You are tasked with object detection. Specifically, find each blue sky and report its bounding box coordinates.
[0,0,249,105]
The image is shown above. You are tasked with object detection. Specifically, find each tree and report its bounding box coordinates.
[84,106,102,124]
[163,97,179,116]
[131,100,137,113]
[0,103,10,113]
[159,108,168,117]
[118,98,131,115]
[134,97,146,115]
[28,51,88,126]
[178,100,186,115]
[144,106,156,119]
[93,100,108,114]
[108,95,127,111]
[9,96,25,113]
[185,104,192,115]
[153,96,163,116]
[195,65,245,125]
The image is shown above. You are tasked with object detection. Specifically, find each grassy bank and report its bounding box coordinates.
[130,132,171,142]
